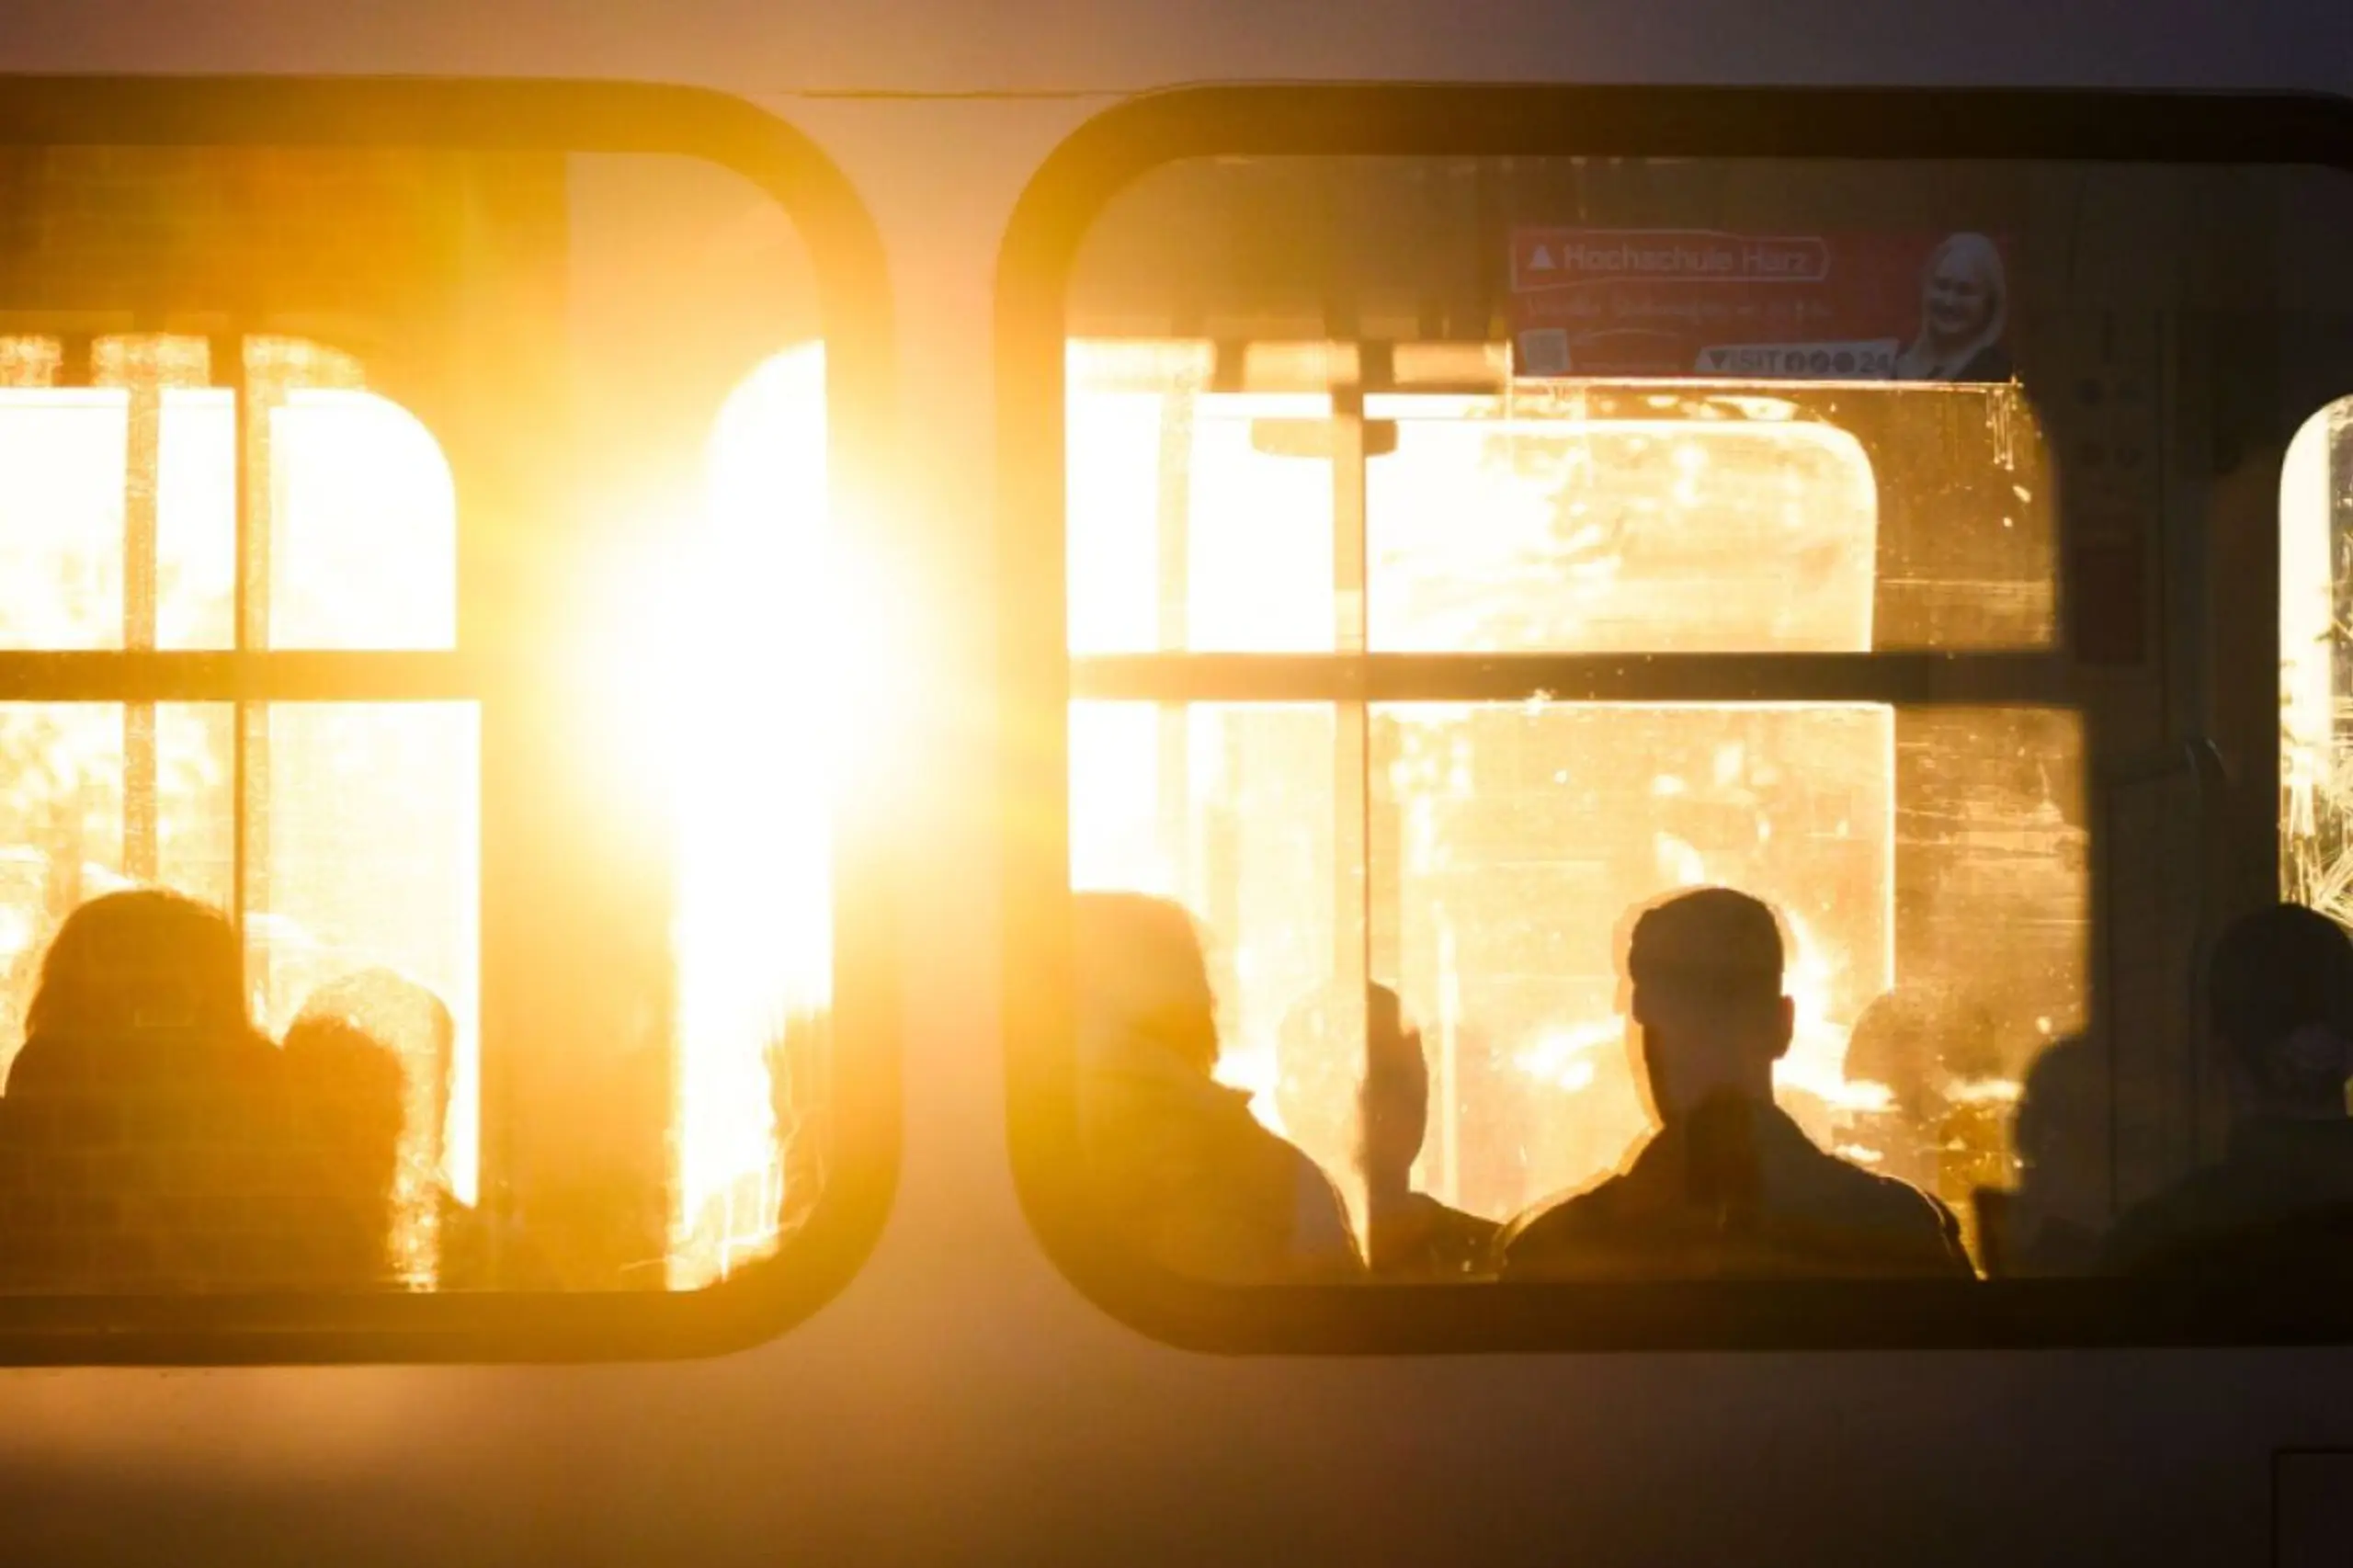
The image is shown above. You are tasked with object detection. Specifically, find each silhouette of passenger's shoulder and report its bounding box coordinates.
[0,889,309,1292]
[2101,1119,2353,1278]
[1070,892,1359,1283]
[1374,1192,1501,1280]
[1081,1045,1357,1283]
[1501,1102,1969,1280]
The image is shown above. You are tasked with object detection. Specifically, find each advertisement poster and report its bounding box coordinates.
[1508,229,2015,383]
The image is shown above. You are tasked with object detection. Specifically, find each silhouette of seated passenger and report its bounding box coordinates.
[1074,892,1360,1284]
[286,969,518,1290]
[1359,985,1500,1279]
[0,889,297,1291]
[282,977,417,1287]
[1974,1035,2105,1278]
[2101,903,2353,1279]
[1281,983,1498,1279]
[1498,888,1973,1281]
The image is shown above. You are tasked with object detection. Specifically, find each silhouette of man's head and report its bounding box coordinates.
[28,889,248,1045]
[1623,887,1794,1126]
[1073,892,1220,1076]
[2208,903,2353,1117]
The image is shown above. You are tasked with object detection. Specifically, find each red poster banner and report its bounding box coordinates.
[1508,228,2014,383]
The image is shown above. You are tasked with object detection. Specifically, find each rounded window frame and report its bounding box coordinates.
[0,74,899,1365]
[996,83,2353,1354]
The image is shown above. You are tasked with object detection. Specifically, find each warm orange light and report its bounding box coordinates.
[1064,342,1904,1217]
[658,345,840,1288]
[0,336,475,1286]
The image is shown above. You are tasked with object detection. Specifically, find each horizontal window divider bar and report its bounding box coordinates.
[1067,651,2073,705]
[0,651,481,702]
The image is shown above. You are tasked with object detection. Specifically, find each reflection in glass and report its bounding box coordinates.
[1069,357,2059,658]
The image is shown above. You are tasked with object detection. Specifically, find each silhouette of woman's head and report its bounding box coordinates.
[27,889,249,1045]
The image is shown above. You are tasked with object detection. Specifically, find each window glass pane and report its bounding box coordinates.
[249,703,478,1284]
[666,344,834,1290]
[0,392,131,648]
[0,339,438,653]
[262,340,458,653]
[1067,373,1337,653]
[154,386,236,651]
[267,390,457,650]
[1367,399,1877,652]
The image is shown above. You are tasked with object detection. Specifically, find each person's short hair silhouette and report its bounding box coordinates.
[1500,886,1972,1280]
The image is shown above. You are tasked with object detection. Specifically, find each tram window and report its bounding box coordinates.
[1017,118,2353,1339]
[2283,400,2353,922]
[0,106,881,1349]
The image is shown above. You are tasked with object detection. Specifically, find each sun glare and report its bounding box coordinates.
[664,344,837,1288]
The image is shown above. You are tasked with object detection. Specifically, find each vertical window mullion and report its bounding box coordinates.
[1330,354,1374,1238]
[222,332,258,979]
[119,343,162,884]
[1332,374,1371,987]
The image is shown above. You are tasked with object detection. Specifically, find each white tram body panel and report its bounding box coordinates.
[0,4,2347,1564]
